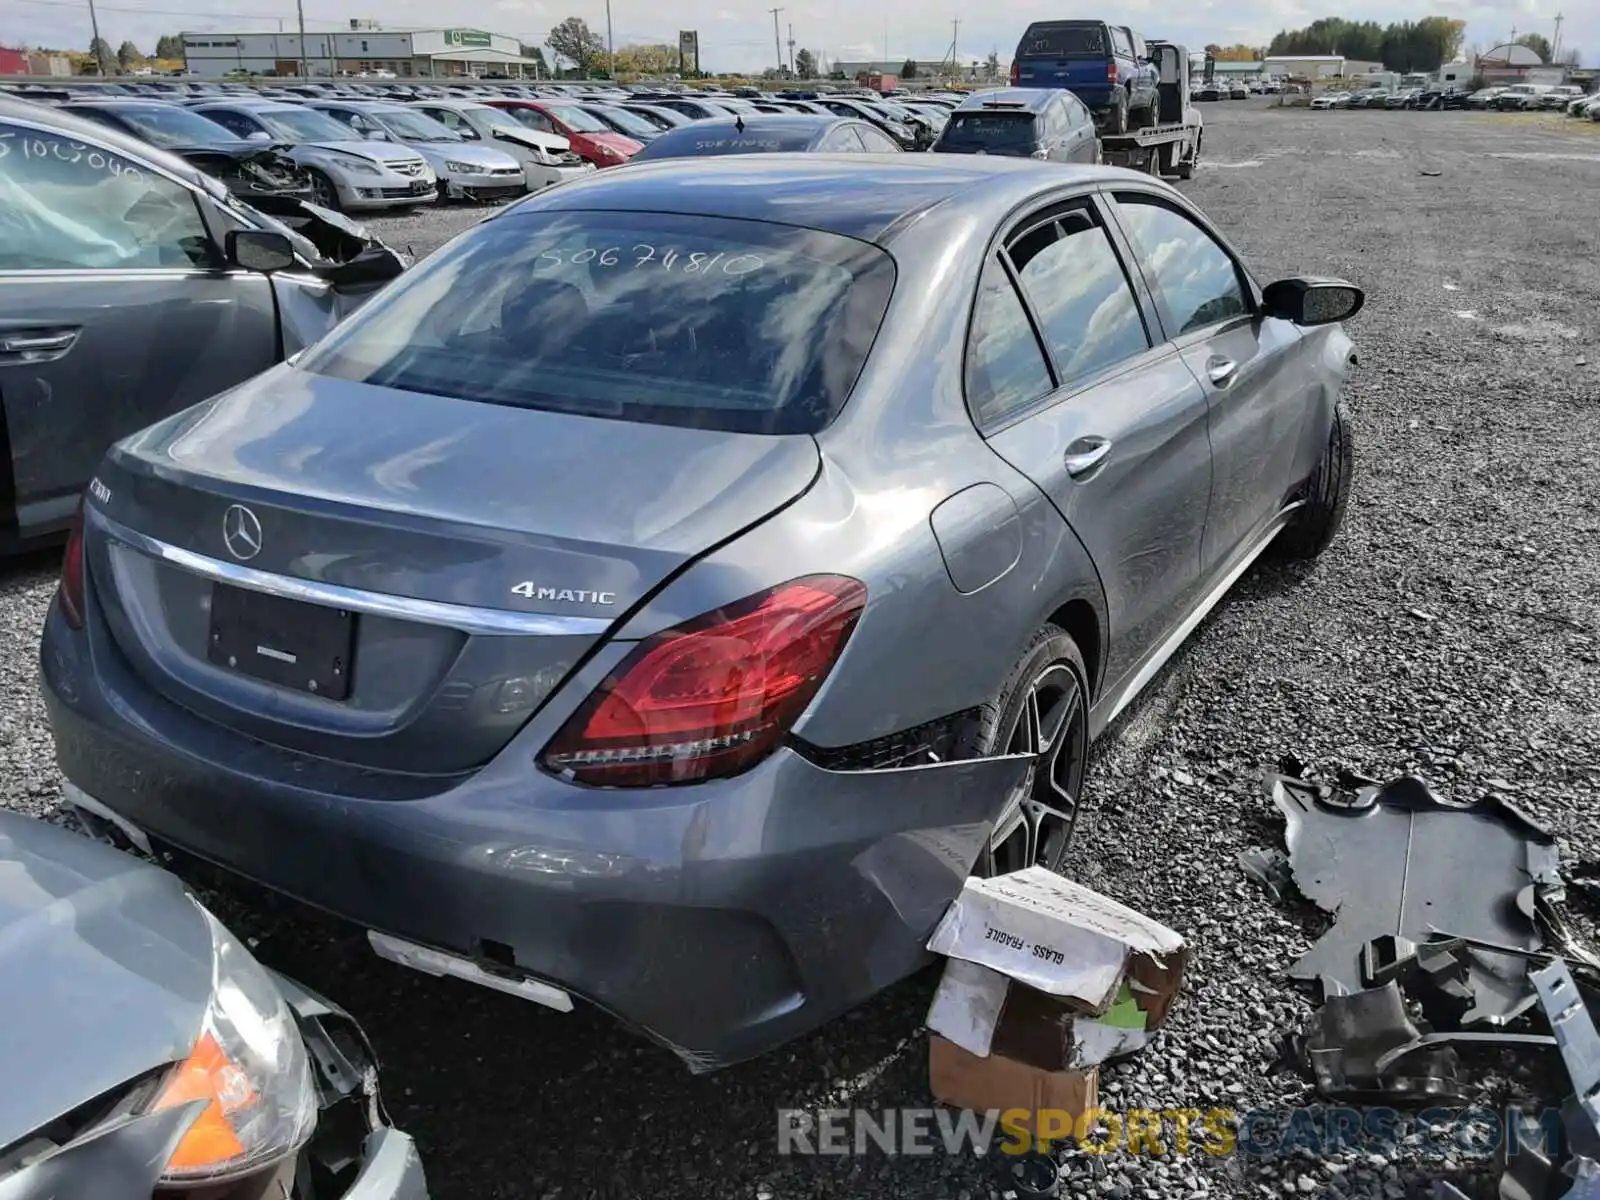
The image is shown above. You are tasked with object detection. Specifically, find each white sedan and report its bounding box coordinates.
[409,99,597,192]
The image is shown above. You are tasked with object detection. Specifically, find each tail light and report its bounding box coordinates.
[541,575,867,787]
[1009,61,1020,86]
[58,498,86,630]
[1107,61,1120,84]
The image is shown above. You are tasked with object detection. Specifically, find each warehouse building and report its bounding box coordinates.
[180,24,543,78]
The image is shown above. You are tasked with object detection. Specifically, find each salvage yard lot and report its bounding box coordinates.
[4,100,1599,1198]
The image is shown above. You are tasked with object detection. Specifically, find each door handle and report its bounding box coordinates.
[1064,436,1112,478]
[1206,355,1238,387]
[0,328,80,364]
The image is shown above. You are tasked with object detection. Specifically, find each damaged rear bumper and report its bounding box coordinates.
[42,602,1029,1070]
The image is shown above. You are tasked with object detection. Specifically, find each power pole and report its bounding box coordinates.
[949,17,960,74]
[296,0,308,77]
[769,7,783,75]
[86,0,110,74]
[787,22,795,76]
[1552,11,1564,61]
[604,0,614,75]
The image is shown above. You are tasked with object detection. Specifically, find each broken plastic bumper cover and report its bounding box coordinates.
[367,932,574,1013]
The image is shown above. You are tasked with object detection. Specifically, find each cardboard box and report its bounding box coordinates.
[925,868,1187,1070]
[929,1033,1098,1139]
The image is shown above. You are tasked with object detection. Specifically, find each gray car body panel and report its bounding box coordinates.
[0,810,210,1147]
[0,97,395,545]
[42,154,1358,1067]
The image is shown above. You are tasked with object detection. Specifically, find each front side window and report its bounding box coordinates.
[298,211,896,436]
[1007,209,1150,386]
[1113,196,1249,334]
[0,122,212,270]
[965,254,1053,427]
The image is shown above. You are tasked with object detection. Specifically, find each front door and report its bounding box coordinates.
[1105,190,1308,575]
[0,117,278,537]
[972,196,1214,692]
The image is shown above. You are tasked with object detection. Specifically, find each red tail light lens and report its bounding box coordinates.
[1107,61,1119,83]
[541,575,867,787]
[58,499,87,630]
[1009,61,1020,85]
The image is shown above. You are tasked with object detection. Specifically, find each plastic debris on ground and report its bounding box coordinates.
[1246,758,1600,1200]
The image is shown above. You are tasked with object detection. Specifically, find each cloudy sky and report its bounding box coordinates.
[9,0,1590,71]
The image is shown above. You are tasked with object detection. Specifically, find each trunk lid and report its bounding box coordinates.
[90,365,819,775]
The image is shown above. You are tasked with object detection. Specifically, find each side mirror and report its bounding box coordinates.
[1261,277,1364,326]
[226,229,298,273]
[367,128,389,140]
[246,130,272,142]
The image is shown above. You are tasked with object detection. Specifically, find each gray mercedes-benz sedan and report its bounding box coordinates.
[41,154,1362,1071]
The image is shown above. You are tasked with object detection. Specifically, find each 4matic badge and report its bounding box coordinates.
[510,583,617,606]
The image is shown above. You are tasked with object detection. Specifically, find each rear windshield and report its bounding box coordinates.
[940,111,1037,149]
[1018,23,1107,58]
[297,210,896,436]
[631,127,810,159]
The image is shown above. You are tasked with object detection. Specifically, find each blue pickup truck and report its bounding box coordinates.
[1010,20,1160,134]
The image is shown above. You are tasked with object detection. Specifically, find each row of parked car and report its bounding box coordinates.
[1311,81,1598,114]
[0,77,973,211]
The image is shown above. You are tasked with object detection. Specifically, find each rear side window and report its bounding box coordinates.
[966,255,1053,427]
[1110,28,1134,56]
[1018,22,1107,58]
[297,210,895,436]
[1006,208,1150,386]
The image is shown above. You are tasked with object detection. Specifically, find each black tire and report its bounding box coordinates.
[1174,131,1200,179]
[974,625,1091,877]
[1106,94,1129,136]
[1274,399,1355,560]
[306,168,343,212]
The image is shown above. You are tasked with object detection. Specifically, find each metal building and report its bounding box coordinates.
[180,25,544,78]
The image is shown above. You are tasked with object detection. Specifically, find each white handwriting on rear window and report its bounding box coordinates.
[0,131,142,182]
[534,244,765,275]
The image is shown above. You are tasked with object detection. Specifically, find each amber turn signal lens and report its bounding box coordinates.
[153,1032,257,1171]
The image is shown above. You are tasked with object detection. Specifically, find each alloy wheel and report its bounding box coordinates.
[309,172,337,209]
[986,662,1089,877]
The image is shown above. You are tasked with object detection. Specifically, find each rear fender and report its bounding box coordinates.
[611,454,1108,751]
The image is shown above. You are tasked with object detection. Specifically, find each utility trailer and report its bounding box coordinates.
[1098,40,1202,179]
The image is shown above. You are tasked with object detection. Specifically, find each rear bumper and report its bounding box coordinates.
[41,598,1027,1070]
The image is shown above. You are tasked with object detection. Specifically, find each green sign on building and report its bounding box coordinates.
[443,28,492,48]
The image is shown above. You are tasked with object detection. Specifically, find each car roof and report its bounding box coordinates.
[955,88,1059,112]
[0,94,211,189]
[508,153,1130,244]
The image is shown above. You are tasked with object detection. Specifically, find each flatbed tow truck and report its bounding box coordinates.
[1095,41,1202,179]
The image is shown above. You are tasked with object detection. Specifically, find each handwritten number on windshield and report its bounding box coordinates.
[535,244,766,274]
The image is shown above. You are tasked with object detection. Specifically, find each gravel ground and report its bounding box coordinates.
[4,99,1600,1199]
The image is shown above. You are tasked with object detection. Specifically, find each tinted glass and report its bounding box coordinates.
[1114,197,1249,333]
[1009,211,1149,385]
[857,125,902,151]
[589,106,657,137]
[372,107,458,140]
[1019,23,1107,58]
[298,211,896,436]
[966,255,1053,426]
[630,126,811,160]
[261,107,337,138]
[939,112,1037,152]
[82,105,247,147]
[0,121,213,270]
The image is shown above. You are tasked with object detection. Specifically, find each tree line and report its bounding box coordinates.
[1263,16,1468,72]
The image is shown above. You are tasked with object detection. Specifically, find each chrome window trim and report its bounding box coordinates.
[91,508,615,638]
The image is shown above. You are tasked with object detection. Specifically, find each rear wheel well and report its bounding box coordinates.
[1047,599,1101,700]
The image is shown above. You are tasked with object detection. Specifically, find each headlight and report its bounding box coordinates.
[334,155,383,175]
[444,160,476,173]
[598,144,621,157]
[148,903,317,1183]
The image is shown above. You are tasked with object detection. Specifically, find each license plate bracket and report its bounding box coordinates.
[208,583,356,700]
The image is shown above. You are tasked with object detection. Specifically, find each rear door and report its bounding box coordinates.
[1014,21,1113,105]
[973,195,1213,691]
[0,116,278,538]
[1105,189,1309,576]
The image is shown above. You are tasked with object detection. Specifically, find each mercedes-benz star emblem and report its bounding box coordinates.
[222,504,263,561]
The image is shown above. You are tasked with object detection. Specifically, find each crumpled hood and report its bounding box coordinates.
[488,125,572,155]
[0,811,211,1147]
